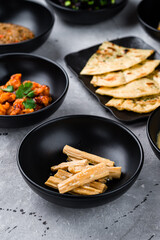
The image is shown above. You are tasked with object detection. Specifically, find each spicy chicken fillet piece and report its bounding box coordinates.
[0,73,22,91]
[6,73,22,90]
[0,92,16,104]
[23,80,50,96]
[8,98,34,115]
[0,102,11,115]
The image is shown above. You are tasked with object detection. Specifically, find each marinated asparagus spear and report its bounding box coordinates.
[58,163,109,194]
[56,169,107,193]
[68,165,121,179]
[63,145,114,166]
[45,173,101,195]
[51,159,88,172]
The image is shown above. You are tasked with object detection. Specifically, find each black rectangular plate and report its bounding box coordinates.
[64,36,160,122]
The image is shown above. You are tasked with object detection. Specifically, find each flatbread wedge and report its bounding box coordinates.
[80,41,154,75]
[152,70,160,85]
[90,60,160,87]
[96,71,160,99]
[106,95,160,113]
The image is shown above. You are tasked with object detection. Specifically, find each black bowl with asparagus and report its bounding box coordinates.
[45,0,127,24]
[18,115,143,208]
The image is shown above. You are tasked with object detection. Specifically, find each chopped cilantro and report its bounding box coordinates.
[16,82,34,99]
[0,85,14,92]
[26,90,35,98]
[23,99,36,109]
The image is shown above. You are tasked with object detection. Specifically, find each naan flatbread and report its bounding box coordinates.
[80,41,154,75]
[91,60,160,87]
[96,71,160,98]
[151,70,160,84]
[106,95,160,113]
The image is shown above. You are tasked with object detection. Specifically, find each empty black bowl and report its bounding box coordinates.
[0,53,69,128]
[147,107,160,160]
[137,0,160,40]
[0,0,54,53]
[45,0,127,25]
[18,115,144,208]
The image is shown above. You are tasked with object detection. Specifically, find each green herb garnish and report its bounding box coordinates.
[16,82,34,99]
[65,0,71,6]
[23,99,36,109]
[88,1,94,5]
[0,85,14,92]
[60,0,115,10]
[26,90,35,98]
[100,0,107,6]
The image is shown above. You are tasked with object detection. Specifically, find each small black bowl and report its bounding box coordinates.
[18,115,144,208]
[147,107,160,160]
[0,53,69,128]
[137,0,160,40]
[0,0,54,53]
[45,0,127,25]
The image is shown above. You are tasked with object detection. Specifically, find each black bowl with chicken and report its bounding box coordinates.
[0,53,69,128]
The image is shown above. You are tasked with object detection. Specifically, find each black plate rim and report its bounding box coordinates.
[0,52,69,119]
[137,0,160,33]
[0,0,55,48]
[64,36,159,122]
[147,106,160,154]
[45,0,127,13]
[17,114,144,199]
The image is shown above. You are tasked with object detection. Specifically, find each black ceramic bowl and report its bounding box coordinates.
[137,0,160,40]
[18,115,144,208]
[45,0,127,25]
[0,53,69,128]
[147,107,160,160]
[0,0,54,53]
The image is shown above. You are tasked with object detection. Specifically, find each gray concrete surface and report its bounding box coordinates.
[0,0,160,239]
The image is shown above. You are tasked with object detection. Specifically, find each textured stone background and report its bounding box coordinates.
[0,0,160,239]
